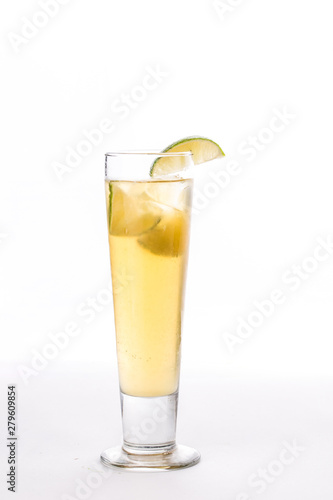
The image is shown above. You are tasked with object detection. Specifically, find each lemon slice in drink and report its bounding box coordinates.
[150,136,225,177]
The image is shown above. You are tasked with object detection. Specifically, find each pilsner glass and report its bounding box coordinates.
[100,151,200,470]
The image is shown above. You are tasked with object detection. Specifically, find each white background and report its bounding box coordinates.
[1,0,333,498]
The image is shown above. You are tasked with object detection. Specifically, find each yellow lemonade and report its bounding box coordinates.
[105,178,192,397]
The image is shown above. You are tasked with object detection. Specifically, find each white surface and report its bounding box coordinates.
[1,364,333,499]
[1,0,333,497]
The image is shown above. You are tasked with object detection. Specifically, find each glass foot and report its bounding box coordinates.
[100,444,200,471]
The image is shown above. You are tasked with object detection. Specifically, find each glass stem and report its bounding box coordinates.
[121,391,178,454]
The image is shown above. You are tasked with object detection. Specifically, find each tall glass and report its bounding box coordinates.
[100,152,200,470]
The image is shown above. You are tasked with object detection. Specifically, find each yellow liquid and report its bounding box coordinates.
[105,179,192,397]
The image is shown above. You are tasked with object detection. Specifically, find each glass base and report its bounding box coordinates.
[101,391,200,470]
[100,444,200,471]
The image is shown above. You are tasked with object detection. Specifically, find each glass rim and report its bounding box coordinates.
[105,150,193,157]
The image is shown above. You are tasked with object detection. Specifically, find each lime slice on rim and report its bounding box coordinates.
[150,136,225,177]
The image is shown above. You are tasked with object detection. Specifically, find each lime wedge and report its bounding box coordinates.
[106,182,161,236]
[150,136,225,177]
[138,209,189,257]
